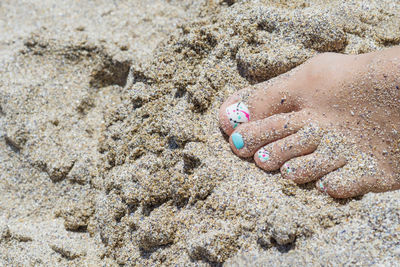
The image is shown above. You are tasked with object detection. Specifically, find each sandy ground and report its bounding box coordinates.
[1,0,399,266]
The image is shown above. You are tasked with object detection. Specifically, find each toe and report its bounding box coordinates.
[281,151,346,184]
[229,109,310,158]
[219,79,301,135]
[254,124,322,171]
[317,169,372,198]
[219,88,252,135]
[318,164,400,198]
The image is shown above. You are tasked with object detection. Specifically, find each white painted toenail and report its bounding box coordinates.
[257,148,270,162]
[226,102,250,128]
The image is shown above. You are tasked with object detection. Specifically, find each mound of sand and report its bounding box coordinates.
[1,0,399,265]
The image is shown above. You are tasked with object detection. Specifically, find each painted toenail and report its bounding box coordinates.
[232,133,244,149]
[257,148,270,162]
[226,102,250,128]
[318,180,327,193]
[284,164,293,174]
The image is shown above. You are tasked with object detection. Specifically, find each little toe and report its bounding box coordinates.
[229,109,310,158]
[318,164,400,198]
[255,125,322,171]
[281,151,346,184]
[317,169,372,198]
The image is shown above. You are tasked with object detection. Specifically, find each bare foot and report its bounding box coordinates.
[219,46,400,198]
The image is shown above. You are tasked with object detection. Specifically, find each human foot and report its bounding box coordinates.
[219,47,400,198]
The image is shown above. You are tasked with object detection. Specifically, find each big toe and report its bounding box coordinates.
[219,77,301,136]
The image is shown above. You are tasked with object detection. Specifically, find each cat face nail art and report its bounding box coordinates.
[257,148,270,162]
[226,102,250,128]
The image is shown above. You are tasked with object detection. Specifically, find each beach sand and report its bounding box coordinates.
[1,0,399,266]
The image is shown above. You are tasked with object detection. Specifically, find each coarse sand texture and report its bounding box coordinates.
[1,0,400,266]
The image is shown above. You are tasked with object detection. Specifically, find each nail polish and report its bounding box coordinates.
[318,180,327,193]
[257,148,270,162]
[231,133,244,149]
[226,102,250,128]
[284,164,293,174]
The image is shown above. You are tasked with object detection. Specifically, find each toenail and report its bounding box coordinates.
[318,180,327,193]
[232,133,244,149]
[257,148,270,162]
[226,102,250,128]
[283,164,293,174]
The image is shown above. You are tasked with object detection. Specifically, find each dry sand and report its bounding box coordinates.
[1,0,399,266]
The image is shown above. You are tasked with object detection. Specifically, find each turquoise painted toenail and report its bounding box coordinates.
[232,133,244,149]
[318,180,327,192]
[319,180,324,190]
